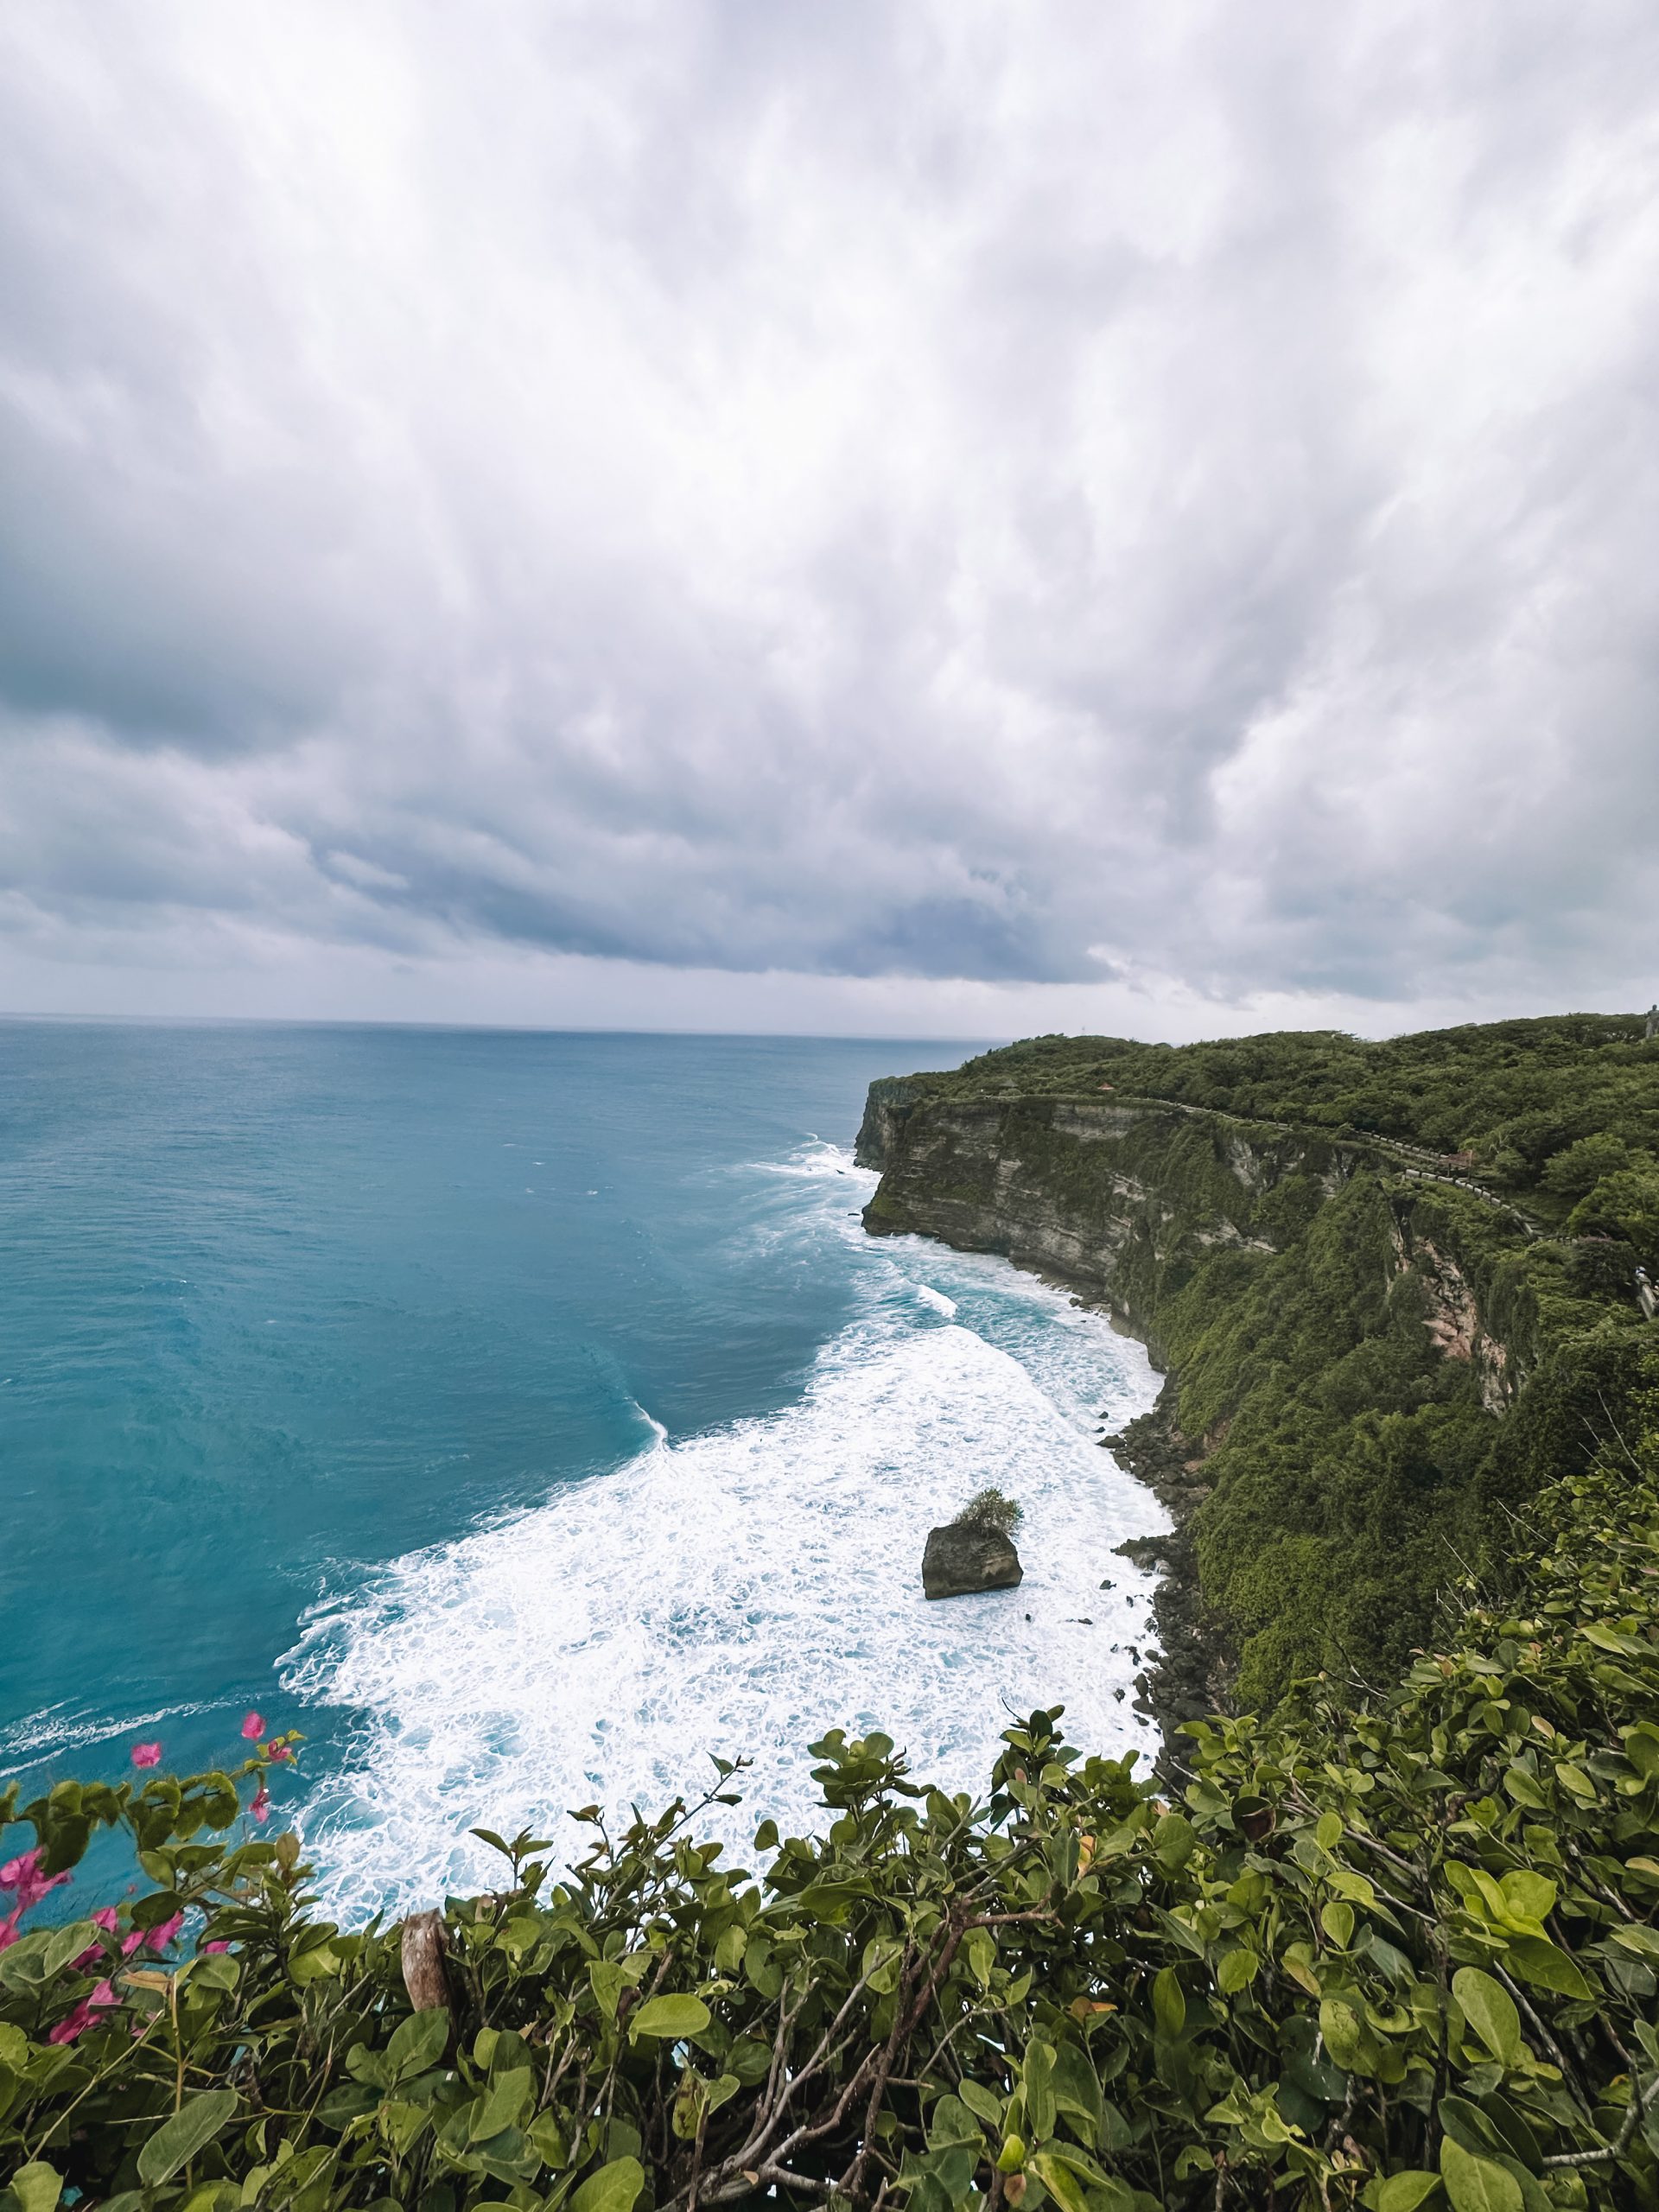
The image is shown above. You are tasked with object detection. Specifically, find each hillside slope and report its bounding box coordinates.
[857,1016,1659,1720]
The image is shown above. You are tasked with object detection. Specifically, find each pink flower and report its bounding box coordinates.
[269,1742,293,1764]
[146,1913,184,1955]
[241,1712,266,1741]
[202,1940,230,1955]
[0,1909,21,1955]
[130,1743,162,1769]
[71,1910,121,1970]
[0,1847,70,1916]
[48,1978,117,2045]
[250,1780,270,1825]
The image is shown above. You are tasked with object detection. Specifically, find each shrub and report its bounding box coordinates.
[3,1452,1658,2210]
[1540,1135,1634,1198]
[951,1487,1024,1538]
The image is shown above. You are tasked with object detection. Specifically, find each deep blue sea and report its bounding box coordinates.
[1,1022,1163,1917]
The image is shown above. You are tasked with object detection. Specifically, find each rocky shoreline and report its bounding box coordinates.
[1096,1379,1234,1754]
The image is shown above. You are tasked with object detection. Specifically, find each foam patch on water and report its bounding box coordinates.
[285,1144,1166,1920]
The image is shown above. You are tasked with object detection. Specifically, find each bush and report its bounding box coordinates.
[3,1442,1659,2210]
[950,1488,1024,1540]
[1567,1167,1659,1264]
[1540,1135,1634,1198]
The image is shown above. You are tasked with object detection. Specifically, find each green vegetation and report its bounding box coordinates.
[863,1015,1659,1709]
[5,1438,1659,2210]
[952,1490,1024,1539]
[916,1015,1659,1258]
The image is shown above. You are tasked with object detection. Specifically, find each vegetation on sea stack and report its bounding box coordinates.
[5,1431,1659,2210]
[950,1489,1024,1539]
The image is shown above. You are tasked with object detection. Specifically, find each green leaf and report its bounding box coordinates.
[1504,1936,1593,2000]
[926,2094,982,2149]
[570,2156,645,2212]
[1153,1812,1197,1870]
[0,1934,54,1995]
[10,2164,62,2212]
[1497,1872,1554,1927]
[1029,2152,1090,2212]
[1023,2039,1058,2140]
[1319,1997,1370,2073]
[1376,2174,1442,2212]
[471,2068,534,2142]
[137,2089,240,2187]
[959,2077,1003,2127]
[1452,1969,1520,2067]
[1440,2139,1523,2212]
[631,1993,711,2041]
[589,1955,647,2021]
[1321,1900,1356,1948]
[1152,1967,1185,2040]
[387,2006,449,2082]
[41,1922,96,1977]
[188,1950,240,1992]
[1050,2042,1103,2136]
[1218,1947,1260,1994]
[965,1926,996,1988]
[1315,1812,1343,1850]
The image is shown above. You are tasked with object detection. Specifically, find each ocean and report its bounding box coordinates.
[0,1022,1165,1918]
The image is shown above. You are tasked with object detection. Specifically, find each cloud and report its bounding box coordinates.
[2,0,1658,1032]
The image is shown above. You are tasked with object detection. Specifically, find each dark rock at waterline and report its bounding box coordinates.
[922,1522,1023,1599]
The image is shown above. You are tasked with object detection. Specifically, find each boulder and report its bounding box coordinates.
[922,1522,1023,1599]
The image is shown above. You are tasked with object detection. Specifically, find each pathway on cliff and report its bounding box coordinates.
[1116,1091,1546,1237]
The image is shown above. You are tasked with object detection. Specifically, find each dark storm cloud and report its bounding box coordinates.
[3,0,1659,1016]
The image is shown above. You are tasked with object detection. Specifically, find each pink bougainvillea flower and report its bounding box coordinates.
[130,1743,162,1769]
[241,1711,266,1741]
[72,1910,121,1969]
[48,1978,117,2045]
[0,1909,21,1955]
[147,1912,184,1954]
[202,1939,230,1955]
[268,1742,293,1764]
[250,1780,270,1825]
[1,1847,70,1914]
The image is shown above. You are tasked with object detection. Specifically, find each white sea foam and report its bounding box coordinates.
[285,1143,1166,1920]
[0,1699,210,1777]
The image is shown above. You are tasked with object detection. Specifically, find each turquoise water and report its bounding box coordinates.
[1,1022,1163,1916]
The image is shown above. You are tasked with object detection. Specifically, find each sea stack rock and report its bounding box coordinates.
[922,1522,1023,1599]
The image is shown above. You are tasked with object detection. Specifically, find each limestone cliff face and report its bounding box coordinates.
[857,1082,1530,1400]
[861,1087,1345,1355]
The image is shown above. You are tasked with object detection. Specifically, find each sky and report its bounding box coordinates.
[3,2,1658,1044]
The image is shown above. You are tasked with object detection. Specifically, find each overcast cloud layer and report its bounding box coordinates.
[3,1,1658,1038]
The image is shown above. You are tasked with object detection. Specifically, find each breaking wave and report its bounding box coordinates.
[284,1146,1166,1920]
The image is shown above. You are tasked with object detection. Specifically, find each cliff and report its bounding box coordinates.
[855,1029,1659,1729]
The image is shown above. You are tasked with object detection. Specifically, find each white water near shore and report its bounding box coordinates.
[286,1146,1166,1920]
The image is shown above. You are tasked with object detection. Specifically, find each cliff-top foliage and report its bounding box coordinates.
[3,1437,1659,2212]
[910,1015,1659,1246]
